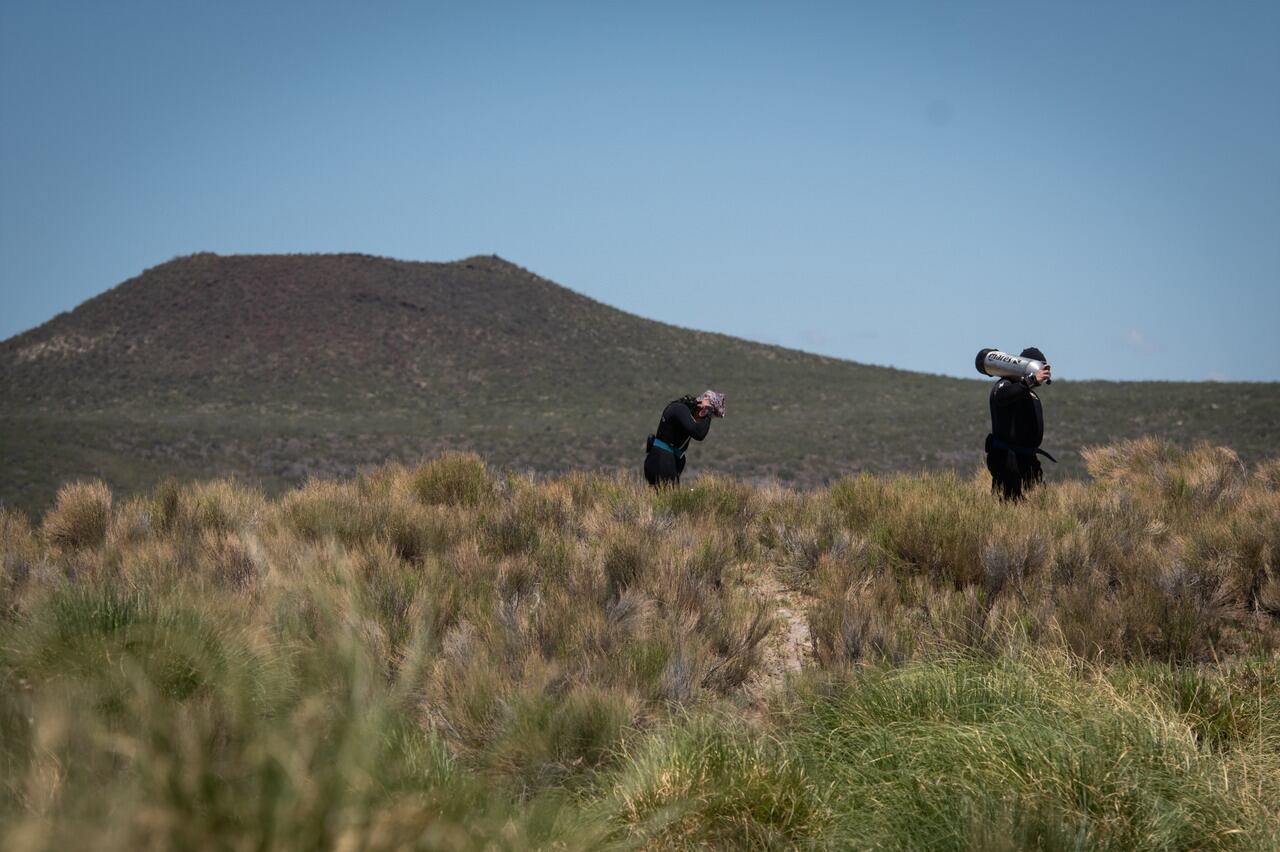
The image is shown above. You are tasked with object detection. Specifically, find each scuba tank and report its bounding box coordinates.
[975,349,1052,385]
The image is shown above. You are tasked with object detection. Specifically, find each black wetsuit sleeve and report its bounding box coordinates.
[690,412,711,441]
[667,403,712,441]
[991,378,1034,407]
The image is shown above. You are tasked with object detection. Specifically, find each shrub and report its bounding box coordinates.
[809,565,909,665]
[837,472,987,588]
[1254,458,1280,491]
[601,526,655,602]
[41,480,112,550]
[106,495,152,548]
[1182,444,1248,510]
[411,452,495,507]
[482,484,561,557]
[200,529,259,590]
[1084,436,1178,486]
[480,683,638,792]
[153,478,264,536]
[277,478,455,563]
[3,585,242,704]
[1110,661,1280,752]
[980,521,1051,599]
[0,508,39,613]
[1085,438,1247,513]
[699,594,772,691]
[602,718,829,849]
[784,654,1279,850]
[653,474,758,526]
[827,471,894,530]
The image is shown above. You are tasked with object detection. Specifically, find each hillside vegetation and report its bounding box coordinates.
[3,438,1280,849]
[4,253,1278,514]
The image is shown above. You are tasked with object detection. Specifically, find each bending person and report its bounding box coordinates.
[644,390,725,488]
[985,347,1054,501]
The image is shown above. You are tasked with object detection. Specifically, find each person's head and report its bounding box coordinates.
[1020,347,1052,384]
[696,389,726,418]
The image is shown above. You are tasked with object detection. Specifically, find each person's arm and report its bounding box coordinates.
[689,407,712,441]
[667,403,713,441]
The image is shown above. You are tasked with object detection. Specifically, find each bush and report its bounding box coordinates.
[856,472,986,587]
[654,474,758,527]
[0,508,39,613]
[480,683,638,792]
[809,561,910,665]
[602,718,829,849]
[1254,458,1280,491]
[41,480,112,550]
[277,477,456,563]
[411,452,495,507]
[1084,438,1247,513]
[784,654,1280,850]
[153,478,264,536]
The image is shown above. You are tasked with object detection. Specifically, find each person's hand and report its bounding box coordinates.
[1034,365,1051,385]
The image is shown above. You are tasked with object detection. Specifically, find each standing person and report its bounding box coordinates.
[985,348,1055,500]
[644,390,725,488]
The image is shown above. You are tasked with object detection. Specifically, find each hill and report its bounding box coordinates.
[3,252,1278,513]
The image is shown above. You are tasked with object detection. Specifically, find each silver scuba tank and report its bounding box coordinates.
[975,348,1052,385]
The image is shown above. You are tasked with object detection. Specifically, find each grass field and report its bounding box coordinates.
[3,438,1280,849]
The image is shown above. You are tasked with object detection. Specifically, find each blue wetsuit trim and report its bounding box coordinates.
[651,437,685,458]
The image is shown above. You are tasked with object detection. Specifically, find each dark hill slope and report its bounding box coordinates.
[4,253,690,400]
[3,253,1277,513]
[3,253,875,408]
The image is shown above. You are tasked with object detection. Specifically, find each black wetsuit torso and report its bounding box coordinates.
[986,378,1044,500]
[644,401,712,487]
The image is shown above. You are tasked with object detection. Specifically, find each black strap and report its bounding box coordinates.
[990,436,1057,463]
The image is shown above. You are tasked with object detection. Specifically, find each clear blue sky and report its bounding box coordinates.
[2,1,1277,380]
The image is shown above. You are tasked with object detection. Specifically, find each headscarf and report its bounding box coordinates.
[696,389,726,418]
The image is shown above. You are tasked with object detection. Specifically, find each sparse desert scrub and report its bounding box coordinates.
[2,440,1280,849]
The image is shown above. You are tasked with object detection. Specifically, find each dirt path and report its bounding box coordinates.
[745,569,812,698]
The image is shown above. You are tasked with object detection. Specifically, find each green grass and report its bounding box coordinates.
[2,442,1279,849]
[782,654,1280,850]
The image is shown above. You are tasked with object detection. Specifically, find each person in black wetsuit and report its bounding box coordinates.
[644,391,724,487]
[985,347,1054,500]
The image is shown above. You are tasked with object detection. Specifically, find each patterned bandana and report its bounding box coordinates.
[697,390,726,418]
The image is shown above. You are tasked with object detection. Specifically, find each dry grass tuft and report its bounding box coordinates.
[40,480,112,551]
[0,508,40,613]
[411,452,496,507]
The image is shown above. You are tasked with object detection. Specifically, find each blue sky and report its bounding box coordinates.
[2,1,1277,380]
